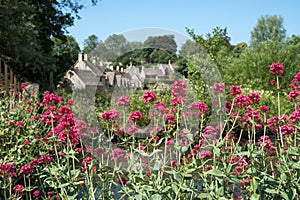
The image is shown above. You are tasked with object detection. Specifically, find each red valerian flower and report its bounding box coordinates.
[13,184,24,192]
[260,105,269,113]
[143,91,156,102]
[23,140,30,146]
[165,114,175,124]
[188,101,208,116]
[269,62,284,75]
[172,80,187,97]
[110,148,124,162]
[270,80,276,86]
[33,190,40,199]
[21,83,28,88]
[117,177,127,185]
[101,110,121,121]
[170,97,181,106]
[288,89,300,102]
[233,95,250,107]
[136,146,146,152]
[67,99,73,105]
[16,121,24,128]
[39,153,52,164]
[230,85,242,97]
[129,111,142,121]
[20,164,33,175]
[166,140,174,146]
[289,70,300,89]
[212,83,225,95]
[117,96,130,106]
[171,160,178,167]
[82,156,93,167]
[0,163,16,177]
[153,102,168,115]
[248,93,260,104]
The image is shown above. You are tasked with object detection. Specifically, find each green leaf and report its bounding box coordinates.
[205,169,225,177]
[291,162,300,169]
[251,177,258,193]
[151,194,162,200]
[250,193,260,200]
[280,191,289,200]
[59,182,70,188]
[197,193,212,200]
[172,183,179,193]
[265,188,278,194]
[161,186,171,193]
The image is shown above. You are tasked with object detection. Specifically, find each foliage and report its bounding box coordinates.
[0,0,96,90]
[83,34,100,54]
[144,35,177,54]
[251,15,286,44]
[52,35,81,83]
[186,27,232,68]
[1,66,300,199]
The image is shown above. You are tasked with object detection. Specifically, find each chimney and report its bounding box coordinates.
[84,54,88,61]
[78,53,83,62]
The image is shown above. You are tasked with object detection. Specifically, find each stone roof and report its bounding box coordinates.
[143,68,164,76]
[84,60,105,76]
[76,70,99,86]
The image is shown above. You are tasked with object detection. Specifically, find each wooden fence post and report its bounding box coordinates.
[0,59,2,85]
[5,62,8,95]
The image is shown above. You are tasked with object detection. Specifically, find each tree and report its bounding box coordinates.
[179,40,201,58]
[250,15,286,44]
[52,35,80,81]
[187,27,232,59]
[83,34,99,54]
[144,35,177,54]
[186,27,232,75]
[0,0,97,90]
[91,34,132,62]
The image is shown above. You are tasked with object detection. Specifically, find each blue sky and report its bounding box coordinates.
[67,0,300,50]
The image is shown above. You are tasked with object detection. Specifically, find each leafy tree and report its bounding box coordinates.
[225,40,300,90]
[179,39,200,58]
[52,35,80,80]
[250,15,286,44]
[232,42,248,58]
[186,27,232,76]
[0,0,97,90]
[83,34,99,54]
[91,34,132,62]
[144,35,177,54]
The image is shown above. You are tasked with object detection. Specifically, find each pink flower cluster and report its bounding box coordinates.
[143,91,156,102]
[267,115,294,137]
[102,109,121,121]
[0,163,16,177]
[153,102,168,116]
[172,80,187,98]
[117,96,130,106]
[41,94,79,146]
[258,135,276,156]
[43,91,64,105]
[290,70,300,89]
[212,83,225,95]
[230,85,242,97]
[269,62,284,75]
[288,71,300,102]
[129,111,142,121]
[19,164,33,175]
[188,101,208,117]
[226,155,249,176]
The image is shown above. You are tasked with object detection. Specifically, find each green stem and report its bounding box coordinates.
[276,75,281,117]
